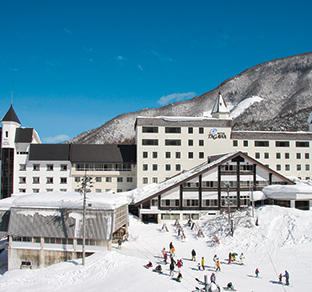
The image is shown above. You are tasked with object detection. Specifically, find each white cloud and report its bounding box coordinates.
[157,92,197,106]
[117,56,126,60]
[64,28,72,35]
[138,65,143,71]
[42,134,70,143]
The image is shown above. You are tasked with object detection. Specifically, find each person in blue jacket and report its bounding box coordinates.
[283,270,290,286]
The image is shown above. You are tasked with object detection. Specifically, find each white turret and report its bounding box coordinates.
[211,91,230,119]
[1,104,21,149]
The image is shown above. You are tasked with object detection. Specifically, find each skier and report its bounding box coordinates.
[176,259,183,271]
[197,262,201,270]
[210,272,216,283]
[169,242,173,250]
[169,261,175,277]
[118,238,122,249]
[164,252,168,264]
[216,260,221,272]
[255,268,260,277]
[213,254,218,263]
[146,261,152,268]
[201,256,205,270]
[228,252,232,264]
[239,252,245,264]
[279,273,283,283]
[191,249,196,261]
[283,270,290,286]
[155,265,162,273]
[176,272,182,282]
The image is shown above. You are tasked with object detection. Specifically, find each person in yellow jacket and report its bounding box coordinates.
[201,256,205,270]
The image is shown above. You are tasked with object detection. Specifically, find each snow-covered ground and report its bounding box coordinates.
[0,205,311,291]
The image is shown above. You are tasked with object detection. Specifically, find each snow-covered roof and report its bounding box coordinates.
[262,183,312,200]
[0,192,128,211]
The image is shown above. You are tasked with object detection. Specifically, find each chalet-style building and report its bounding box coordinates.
[132,151,295,223]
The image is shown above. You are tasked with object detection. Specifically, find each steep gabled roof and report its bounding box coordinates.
[29,144,71,161]
[15,128,34,143]
[1,104,21,124]
[211,91,229,115]
[133,151,295,206]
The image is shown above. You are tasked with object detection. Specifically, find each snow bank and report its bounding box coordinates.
[230,96,263,119]
[262,184,312,200]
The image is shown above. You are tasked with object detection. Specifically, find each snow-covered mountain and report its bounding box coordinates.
[69,51,312,144]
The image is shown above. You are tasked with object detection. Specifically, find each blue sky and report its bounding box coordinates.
[1,0,312,142]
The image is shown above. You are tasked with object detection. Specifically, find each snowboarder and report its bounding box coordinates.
[118,238,122,249]
[191,249,196,261]
[146,261,152,268]
[201,256,205,270]
[210,272,216,283]
[255,268,259,277]
[176,272,182,282]
[176,259,183,271]
[227,282,235,290]
[228,252,232,264]
[231,253,237,262]
[169,262,175,277]
[216,260,221,272]
[279,273,283,283]
[283,270,290,286]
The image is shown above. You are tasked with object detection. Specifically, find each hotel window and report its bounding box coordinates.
[285,165,290,171]
[75,177,80,183]
[285,153,290,159]
[188,127,193,134]
[142,127,158,133]
[19,189,26,193]
[276,141,290,147]
[47,164,54,171]
[166,164,171,171]
[60,164,67,171]
[33,164,40,171]
[264,153,269,159]
[233,140,238,147]
[176,164,181,171]
[296,141,309,147]
[117,189,122,193]
[46,189,53,192]
[199,152,204,159]
[33,177,40,184]
[106,177,112,182]
[143,177,148,184]
[143,151,148,158]
[95,177,102,182]
[60,189,67,192]
[165,127,181,133]
[297,164,301,171]
[19,164,26,171]
[33,189,39,193]
[153,152,157,158]
[188,152,193,159]
[117,177,123,182]
[176,152,181,159]
[255,141,269,147]
[19,177,26,184]
[96,189,101,193]
[166,152,171,159]
[165,139,181,146]
[305,153,310,159]
[306,165,310,171]
[153,164,158,171]
[276,153,281,159]
[46,177,53,184]
[60,178,67,184]
[143,164,148,171]
[199,140,204,146]
[152,177,158,183]
[142,139,158,145]
[276,164,281,171]
[297,153,301,159]
[127,177,133,183]
[199,127,204,134]
[255,153,260,159]
[243,140,248,147]
[188,140,193,146]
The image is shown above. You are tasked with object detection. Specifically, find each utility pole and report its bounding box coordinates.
[224,181,233,236]
[78,173,93,266]
[250,182,254,218]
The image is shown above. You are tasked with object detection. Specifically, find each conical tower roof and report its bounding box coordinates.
[1,104,21,124]
[211,91,229,115]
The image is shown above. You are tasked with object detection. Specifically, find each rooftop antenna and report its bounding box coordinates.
[11,78,14,105]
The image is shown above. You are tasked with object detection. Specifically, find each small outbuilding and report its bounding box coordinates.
[0,192,128,270]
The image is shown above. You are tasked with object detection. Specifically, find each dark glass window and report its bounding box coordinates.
[142,139,158,145]
[296,141,309,147]
[255,141,269,147]
[142,127,158,133]
[165,140,181,146]
[165,127,181,133]
[276,141,290,147]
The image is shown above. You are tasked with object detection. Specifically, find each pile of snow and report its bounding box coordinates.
[230,96,263,119]
[263,183,312,200]
[0,205,311,291]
